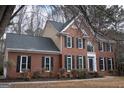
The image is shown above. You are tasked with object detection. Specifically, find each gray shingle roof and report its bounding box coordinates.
[48,16,75,32]
[6,33,59,52]
[48,21,63,32]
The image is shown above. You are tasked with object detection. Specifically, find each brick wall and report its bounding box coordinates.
[7,52,60,78]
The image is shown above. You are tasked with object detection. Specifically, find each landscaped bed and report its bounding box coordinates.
[5,76,124,88]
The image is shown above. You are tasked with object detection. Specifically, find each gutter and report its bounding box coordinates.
[7,48,61,54]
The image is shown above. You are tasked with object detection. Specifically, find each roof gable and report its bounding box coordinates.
[46,16,75,32]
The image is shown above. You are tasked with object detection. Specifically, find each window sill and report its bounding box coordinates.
[66,47,72,48]
[100,70,105,72]
[67,70,71,72]
[45,71,51,72]
[78,48,83,49]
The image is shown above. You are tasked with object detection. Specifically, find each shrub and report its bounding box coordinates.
[32,71,41,79]
[88,72,104,78]
[58,68,66,78]
[0,65,3,75]
[71,69,78,79]
[77,69,89,79]
[97,72,104,77]
[19,70,32,81]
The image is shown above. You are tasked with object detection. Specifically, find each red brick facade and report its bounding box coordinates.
[5,16,116,78]
[7,52,60,78]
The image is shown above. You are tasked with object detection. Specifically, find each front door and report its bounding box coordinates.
[88,57,96,72]
[89,57,94,71]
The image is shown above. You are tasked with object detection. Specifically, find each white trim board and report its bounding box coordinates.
[87,52,97,72]
[7,48,60,54]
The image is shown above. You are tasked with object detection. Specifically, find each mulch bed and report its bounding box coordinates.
[0,77,78,83]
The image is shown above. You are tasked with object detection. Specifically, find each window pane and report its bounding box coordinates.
[67,36,72,48]
[99,58,104,71]
[22,57,26,64]
[89,58,93,71]
[45,58,50,71]
[108,58,112,70]
[87,45,93,52]
[78,57,83,69]
[22,64,26,71]
[21,57,27,71]
[67,57,72,70]
[78,39,82,48]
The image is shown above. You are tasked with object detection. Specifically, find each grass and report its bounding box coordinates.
[9,76,124,88]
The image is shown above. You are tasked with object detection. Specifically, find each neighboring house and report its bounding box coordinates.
[4,14,116,78]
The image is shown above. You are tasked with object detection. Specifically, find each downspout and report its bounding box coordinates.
[3,49,8,79]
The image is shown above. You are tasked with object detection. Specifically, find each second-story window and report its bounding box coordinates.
[98,42,104,51]
[78,38,83,48]
[106,43,112,52]
[87,41,94,52]
[67,36,72,48]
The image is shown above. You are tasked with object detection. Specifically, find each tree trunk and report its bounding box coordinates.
[0,5,15,37]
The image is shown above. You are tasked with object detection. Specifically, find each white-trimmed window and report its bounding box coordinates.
[77,56,84,69]
[78,38,83,49]
[67,55,72,72]
[20,56,28,72]
[45,56,51,72]
[108,58,113,70]
[99,57,105,71]
[87,41,94,52]
[98,42,104,52]
[109,44,112,52]
[67,36,72,48]
[106,43,112,52]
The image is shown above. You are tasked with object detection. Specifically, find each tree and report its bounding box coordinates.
[0,6,15,37]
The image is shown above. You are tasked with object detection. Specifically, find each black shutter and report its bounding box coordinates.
[77,56,79,69]
[28,56,31,70]
[112,58,114,70]
[72,55,75,69]
[104,58,107,71]
[64,55,67,70]
[111,44,113,52]
[83,38,85,49]
[42,57,44,69]
[98,42,100,51]
[51,57,53,71]
[76,38,78,48]
[99,57,101,70]
[72,37,74,48]
[83,56,86,68]
[99,57,102,70]
[64,36,67,47]
[16,56,21,72]
[106,43,108,51]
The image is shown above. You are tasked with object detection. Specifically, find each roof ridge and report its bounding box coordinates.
[6,33,52,40]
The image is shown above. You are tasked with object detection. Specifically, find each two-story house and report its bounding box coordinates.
[4,14,116,78]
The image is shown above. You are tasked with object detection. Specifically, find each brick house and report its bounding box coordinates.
[4,14,116,78]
